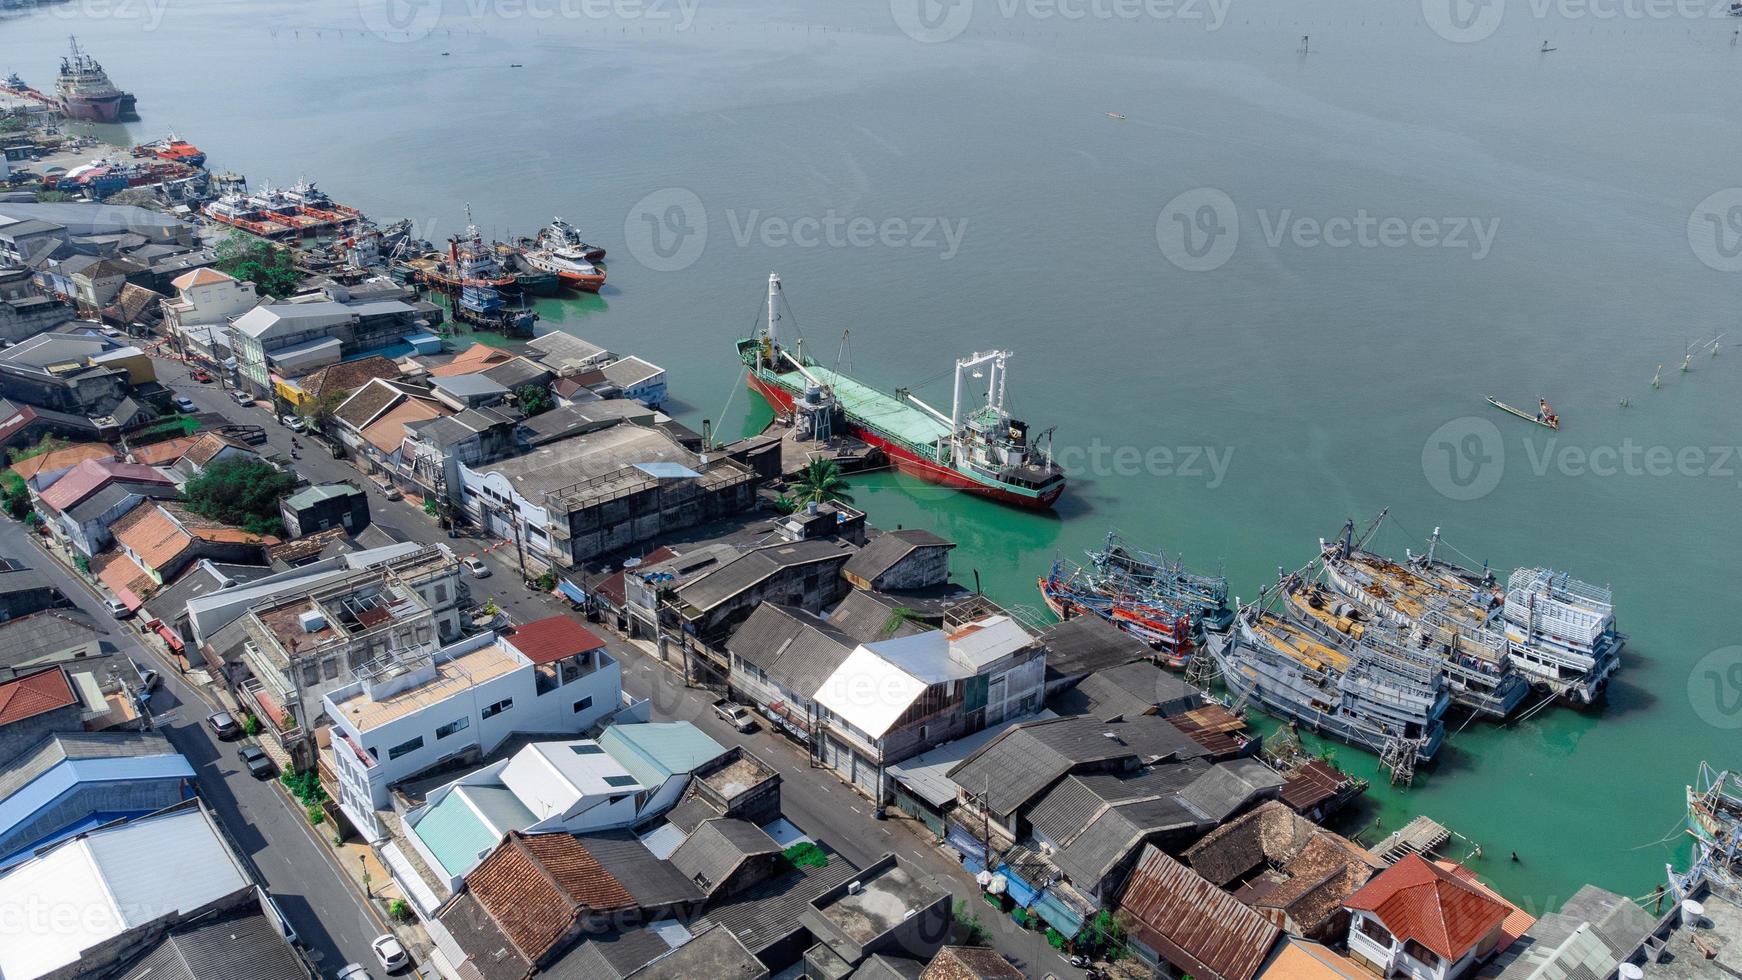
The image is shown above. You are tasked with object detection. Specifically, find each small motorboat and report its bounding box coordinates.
[1487,395,1560,430]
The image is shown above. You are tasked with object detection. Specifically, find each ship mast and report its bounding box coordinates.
[766,272,780,351]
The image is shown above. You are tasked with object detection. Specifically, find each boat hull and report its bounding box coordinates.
[58,94,122,122]
[745,370,1063,510]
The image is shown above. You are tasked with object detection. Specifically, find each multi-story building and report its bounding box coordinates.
[158,267,258,363]
[229,291,439,398]
[322,616,623,840]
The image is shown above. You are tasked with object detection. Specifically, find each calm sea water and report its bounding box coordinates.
[10,0,1741,910]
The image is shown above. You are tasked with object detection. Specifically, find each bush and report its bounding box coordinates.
[181,457,296,536]
[953,900,990,946]
[534,570,557,592]
[281,768,328,806]
[306,803,325,826]
[782,842,828,869]
[1046,927,1067,950]
[0,472,30,519]
[389,899,412,922]
[242,714,261,736]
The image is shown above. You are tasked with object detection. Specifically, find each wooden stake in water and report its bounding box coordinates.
[1653,365,1662,389]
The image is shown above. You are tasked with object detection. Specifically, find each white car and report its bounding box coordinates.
[230,390,252,406]
[371,934,409,972]
[281,415,307,432]
[462,556,491,578]
[336,965,373,980]
[175,396,198,413]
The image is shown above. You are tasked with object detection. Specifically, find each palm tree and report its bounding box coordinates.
[792,458,854,506]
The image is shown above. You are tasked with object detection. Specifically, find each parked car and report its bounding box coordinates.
[336,965,373,980]
[238,744,276,779]
[230,389,252,406]
[104,598,132,620]
[461,556,490,578]
[191,368,213,383]
[713,698,757,732]
[133,663,160,693]
[379,484,402,501]
[206,710,242,740]
[372,934,409,972]
[175,395,198,413]
[281,414,306,432]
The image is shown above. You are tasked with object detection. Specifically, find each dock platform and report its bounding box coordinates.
[768,419,883,478]
[1372,815,1452,865]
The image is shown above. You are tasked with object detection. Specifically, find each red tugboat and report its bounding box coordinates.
[412,206,519,294]
[736,273,1066,509]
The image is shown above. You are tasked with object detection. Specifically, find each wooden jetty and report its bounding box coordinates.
[1371,815,1453,865]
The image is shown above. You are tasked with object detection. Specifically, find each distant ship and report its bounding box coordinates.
[520,245,606,292]
[133,132,206,168]
[54,36,135,123]
[738,273,1066,509]
[533,217,606,262]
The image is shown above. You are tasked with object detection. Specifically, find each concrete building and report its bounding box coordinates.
[0,731,194,868]
[598,355,668,408]
[841,528,954,592]
[457,423,756,570]
[279,482,370,538]
[230,296,436,397]
[800,855,953,975]
[0,334,146,417]
[158,266,259,364]
[1345,854,1512,980]
[49,474,178,558]
[323,618,624,839]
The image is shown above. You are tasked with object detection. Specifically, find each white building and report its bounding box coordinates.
[402,722,722,894]
[159,267,258,362]
[324,615,623,839]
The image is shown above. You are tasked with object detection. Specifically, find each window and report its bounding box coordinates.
[603,774,637,787]
[434,584,448,603]
[1358,915,1393,948]
[301,663,320,686]
[572,696,593,714]
[435,717,469,740]
[386,736,424,760]
[1401,940,1440,968]
[323,657,340,680]
[481,698,513,719]
[569,744,604,755]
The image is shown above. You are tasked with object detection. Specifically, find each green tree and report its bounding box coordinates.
[792,459,853,507]
[0,472,30,519]
[213,234,301,298]
[34,190,74,203]
[181,457,296,536]
[516,383,554,416]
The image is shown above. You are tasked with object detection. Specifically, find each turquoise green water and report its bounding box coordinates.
[10,0,1739,911]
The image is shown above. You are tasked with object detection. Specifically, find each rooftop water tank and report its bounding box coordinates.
[298,610,327,633]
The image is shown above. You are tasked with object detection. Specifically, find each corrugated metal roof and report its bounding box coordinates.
[698,854,863,954]
[886,711,1057,808]
[116,908,307,980]
[576,831,705,908]
[948,715,1208,819]
[669,818,780,896]
[1116,844,1281,980]
[599,723,727,789]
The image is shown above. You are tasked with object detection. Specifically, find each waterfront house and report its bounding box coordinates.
[1116,843,1284,980]
[840,527,954,591]
[1344,854,1512,980]
[230,294,436,398]
[598,355,667,408]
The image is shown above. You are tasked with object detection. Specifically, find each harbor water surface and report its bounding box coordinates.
[9,0,1740,911]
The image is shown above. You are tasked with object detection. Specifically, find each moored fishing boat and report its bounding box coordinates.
[133,132,206,168]
[1487,395,1559,429]
[737,273,1066,509]
[1213,600,1449,764]
[414,208,519,294]
[1500,567,1622,704]
[520,245,606,292]
[1279,573,1529,719]
[1039,560,1195,665]
[534,217,606,261]
[1088,530,1234,632]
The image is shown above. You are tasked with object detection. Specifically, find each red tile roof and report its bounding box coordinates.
[1345,854,1511,962]
[130,435,202,466]
[429,342,513,378]
[0,666,78,727]
[466,831,633,960]
[506,615,607,665]
[38,458,172,513]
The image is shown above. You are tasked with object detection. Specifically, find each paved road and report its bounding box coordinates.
[151,355,1071,976]
[0,516,388,979]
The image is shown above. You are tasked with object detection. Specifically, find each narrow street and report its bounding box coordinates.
[127,354,1069,976]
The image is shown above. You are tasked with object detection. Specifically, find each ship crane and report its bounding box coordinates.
[764,273,830,393]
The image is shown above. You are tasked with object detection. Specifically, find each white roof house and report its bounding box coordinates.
[0,805,250,980]
[811,616,1041,740]
[500,740,645,822]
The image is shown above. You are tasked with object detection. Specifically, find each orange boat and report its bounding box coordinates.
[133,132,205,168]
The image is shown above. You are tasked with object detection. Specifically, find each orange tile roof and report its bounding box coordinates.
[170,267,235,290]
[94,550,157,609]
[466,831,633,960]
[130,435,202,466]
[10,443,112,483]
[180,431,254,469]
[0,666,77,727]
[113,504,194,573]
[428,342,513,378]
[1346,854,1511,962]
[1434,861,1535,955]
[359,398,446,454]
